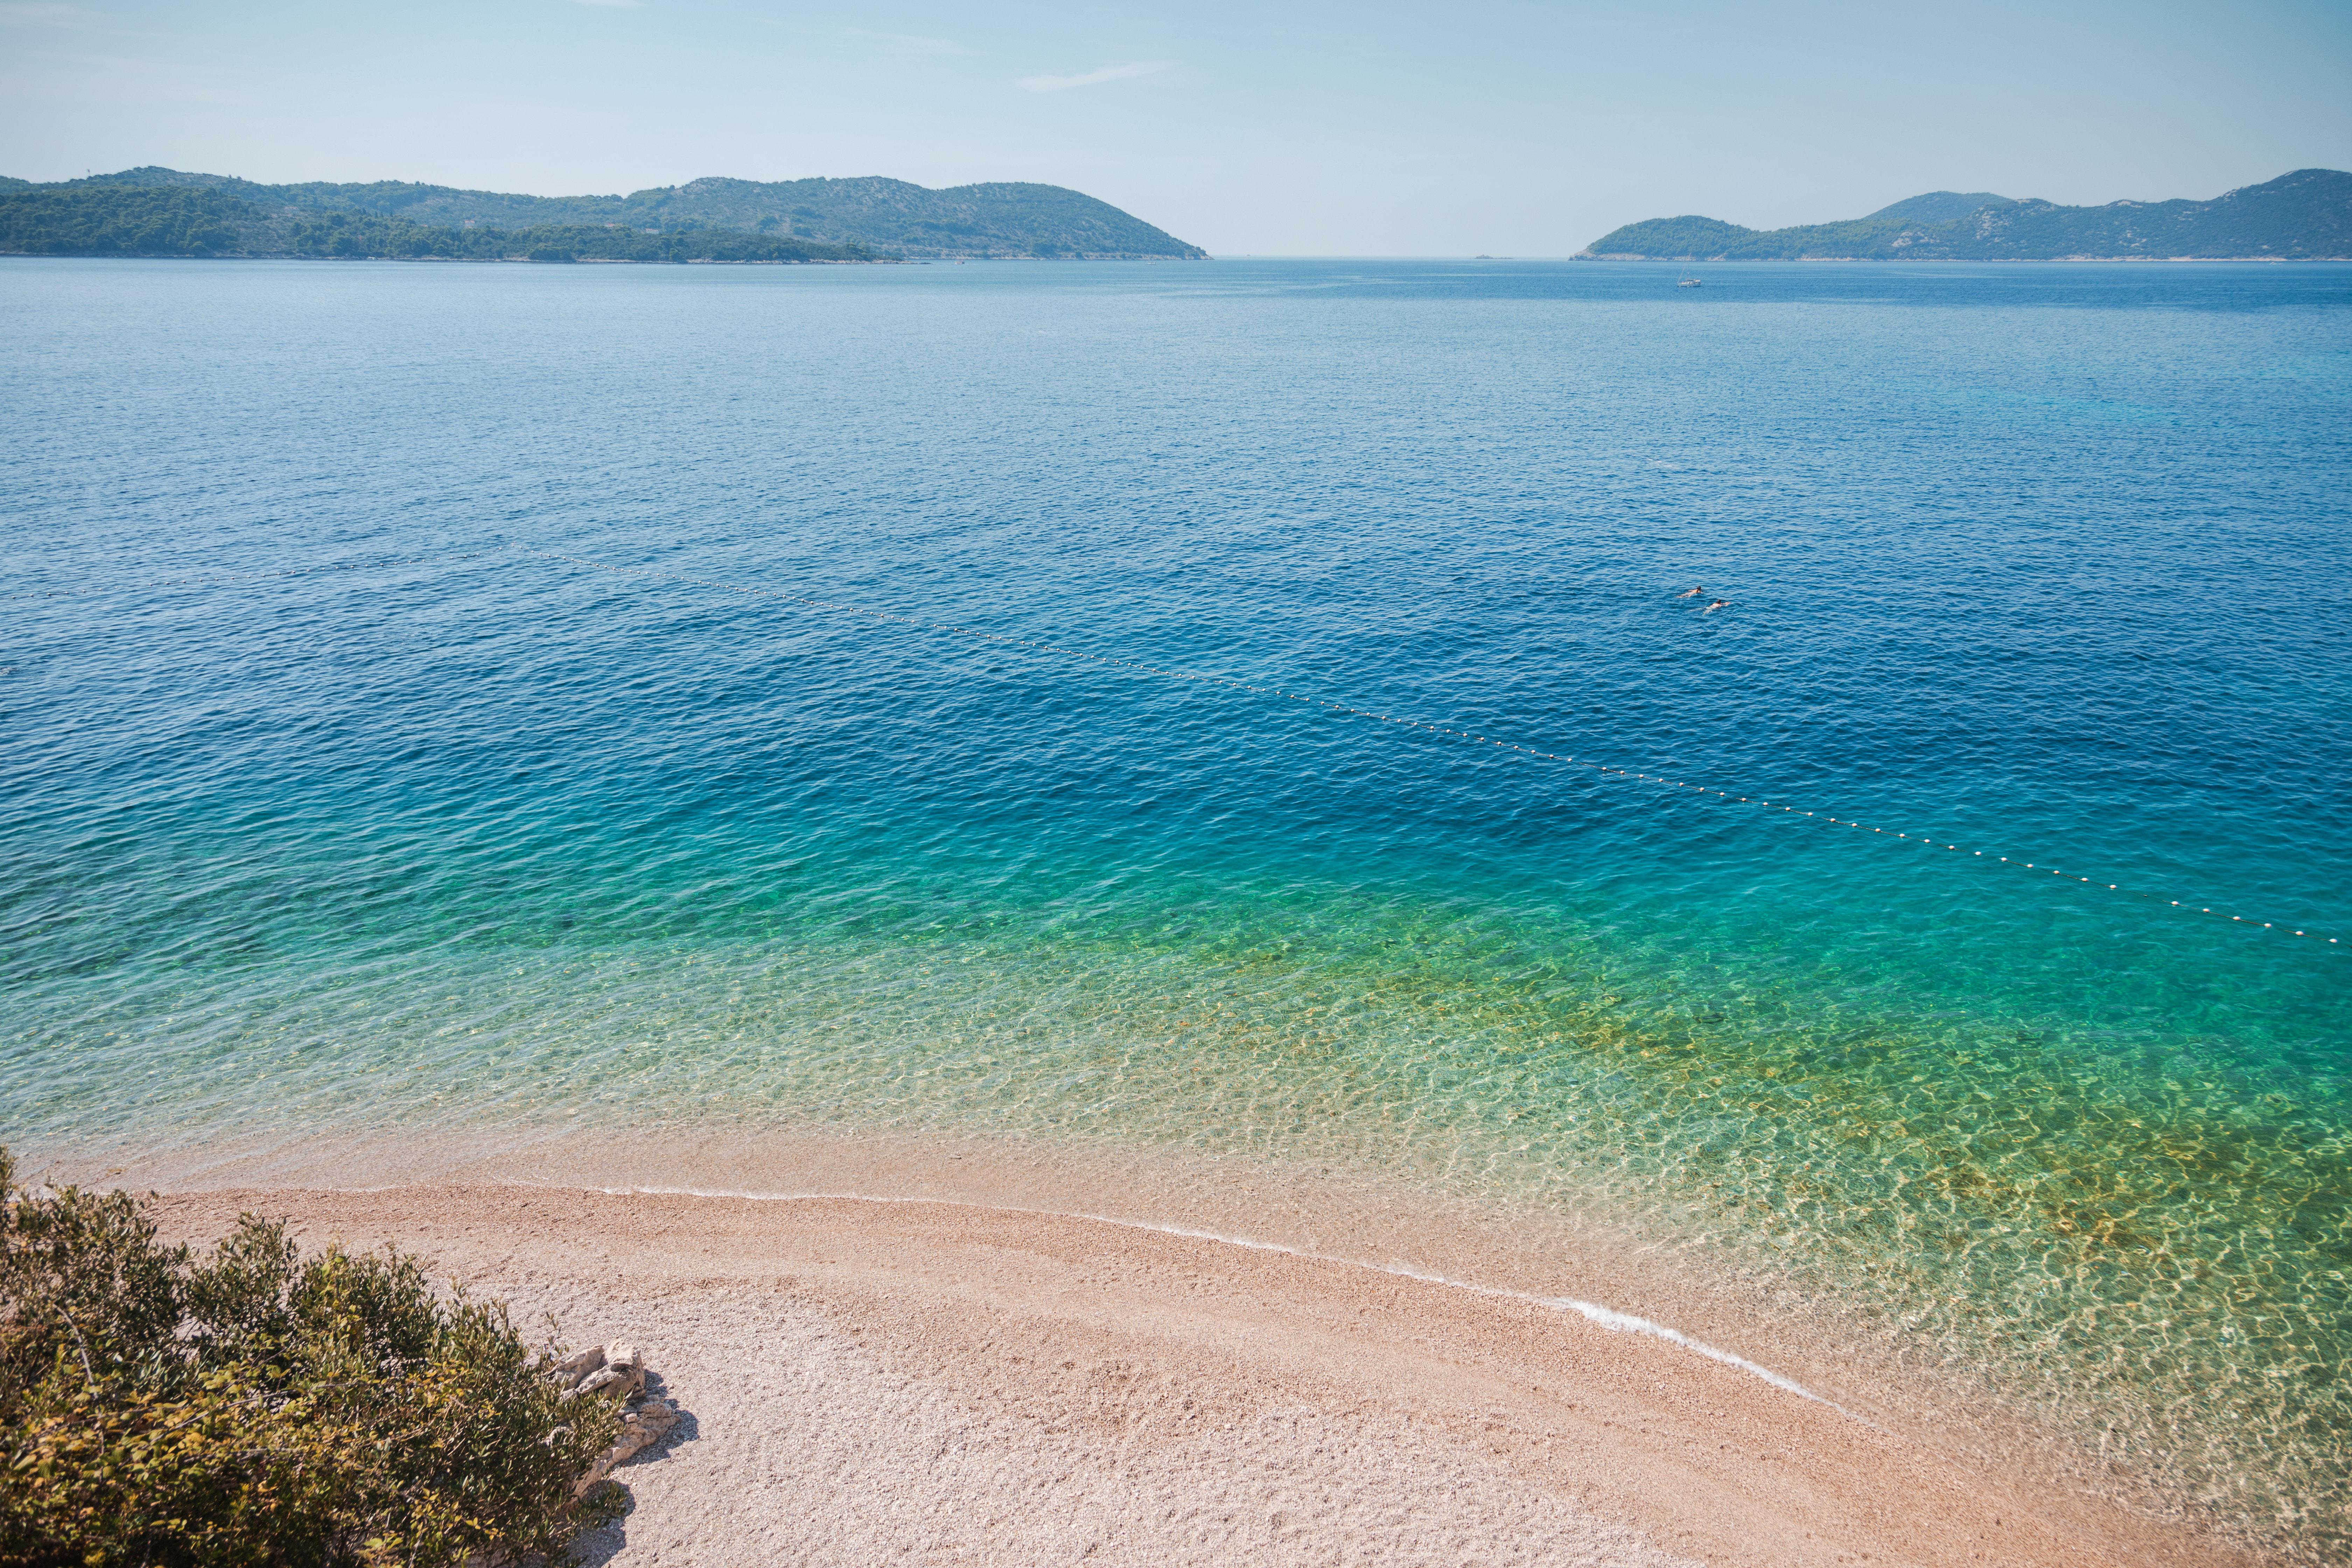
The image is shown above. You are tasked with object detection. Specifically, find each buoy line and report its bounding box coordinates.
[513,544,2338,950]
[9,544,2332,947]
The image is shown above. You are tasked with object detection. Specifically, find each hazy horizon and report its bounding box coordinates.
[4,0,2348,256]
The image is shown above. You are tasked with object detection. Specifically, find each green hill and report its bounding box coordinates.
[0,185,874,263]
[24,167,1207,261]
[1862,190,2014,224]
[1584,169,2351,260]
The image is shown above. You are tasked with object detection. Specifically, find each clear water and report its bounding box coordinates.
[4,257,2347,1549]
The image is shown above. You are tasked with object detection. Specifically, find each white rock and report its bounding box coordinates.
[574,1360,646,1400]
[547,1346,605,1390]
[574,1392,680,1496]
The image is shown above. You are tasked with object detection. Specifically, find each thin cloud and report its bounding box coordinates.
[0,3,85,24]
[1015,60,1172,93]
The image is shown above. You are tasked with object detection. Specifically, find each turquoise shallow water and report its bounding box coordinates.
[3,257,2349,1549]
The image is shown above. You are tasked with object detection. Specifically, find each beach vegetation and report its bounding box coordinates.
[0,1148,622,1567]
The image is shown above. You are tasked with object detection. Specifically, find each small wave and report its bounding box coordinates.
[586,1181,1866,1422]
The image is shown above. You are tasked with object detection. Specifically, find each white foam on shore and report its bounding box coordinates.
[587,1181,1868,1424]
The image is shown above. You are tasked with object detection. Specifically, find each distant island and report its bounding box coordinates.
[0,167,1210,263]
[1582,168,2350,260]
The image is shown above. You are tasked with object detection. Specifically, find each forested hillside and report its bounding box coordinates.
[0,186,874,262]
[11,167,1206,261]
[1584,169,2351,260]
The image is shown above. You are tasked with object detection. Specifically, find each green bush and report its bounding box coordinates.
[0,1148,623,1567]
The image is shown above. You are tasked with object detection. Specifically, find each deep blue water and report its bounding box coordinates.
[2,256,2348,1546]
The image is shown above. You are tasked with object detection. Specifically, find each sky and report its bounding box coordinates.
[2,0,2347,255]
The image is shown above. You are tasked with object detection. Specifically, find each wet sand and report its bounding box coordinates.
[113,1132,2252,1567]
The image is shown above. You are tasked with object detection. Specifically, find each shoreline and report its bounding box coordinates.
[0,252,1204,265]
[43,1128,2266,1566]
[1576,253,2352,262]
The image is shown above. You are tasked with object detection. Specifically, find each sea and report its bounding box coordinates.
[3,255,2347,1554]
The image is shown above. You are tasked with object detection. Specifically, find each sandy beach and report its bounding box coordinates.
[124,1153,2252,1568]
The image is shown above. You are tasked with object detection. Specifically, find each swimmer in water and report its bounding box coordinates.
[1675,585,1705,598]
[1704,598,1731,612]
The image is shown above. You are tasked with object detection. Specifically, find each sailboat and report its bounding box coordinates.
[1677,270,1703,288]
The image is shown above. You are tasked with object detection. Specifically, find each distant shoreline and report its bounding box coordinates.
[14,251,2345,265]
[0,251,1216,264]
[1,169,1211,264]
[0,251,900,265]
[1581,169,2348,262]
[1577,253,2348,263]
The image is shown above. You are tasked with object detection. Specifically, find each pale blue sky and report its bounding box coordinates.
[3,0,2346,254]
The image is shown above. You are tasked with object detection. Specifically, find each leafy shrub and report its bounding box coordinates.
[0,1148,622,1567]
